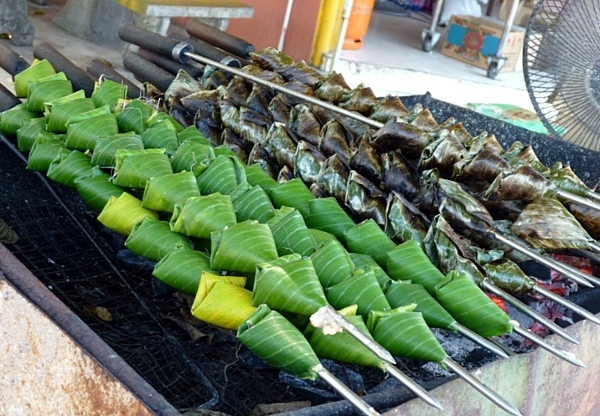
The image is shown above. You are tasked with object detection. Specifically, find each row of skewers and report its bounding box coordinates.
[127,28,600,338]
[0,23,598,415]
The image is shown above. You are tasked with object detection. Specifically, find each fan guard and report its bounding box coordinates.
[523,0,600,150]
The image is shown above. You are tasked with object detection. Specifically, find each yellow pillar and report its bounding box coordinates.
[311,0,345,68]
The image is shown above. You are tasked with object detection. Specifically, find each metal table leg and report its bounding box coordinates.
[421,0,445,51]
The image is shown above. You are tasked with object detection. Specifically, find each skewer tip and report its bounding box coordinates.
[510,322,586,367]
[385,364,443,411]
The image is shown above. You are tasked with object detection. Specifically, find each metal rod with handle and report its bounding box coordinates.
[118,23,600,214]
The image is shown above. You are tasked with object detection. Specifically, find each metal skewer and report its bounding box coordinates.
[450,322,511,358]
[556,189,600,213]
[481,279,580,344]
[317,367,381,416]
[384,365,444,410]
[584,189,600,203]
[171,42,600,215]
[313,306,447,409]
[442,357,523,416]
[492,231,599,287]
[169,41,600,285]
[118,24,600,288]
[313,305,395,364]
[532,285,600,325]
[588,240,600,253]
[509,320,585,367]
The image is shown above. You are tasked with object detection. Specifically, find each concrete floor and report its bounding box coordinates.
[0,1,533,113]
[336,9,534,110]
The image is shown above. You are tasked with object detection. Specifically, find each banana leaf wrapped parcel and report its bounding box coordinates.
[252,254,328,316]
[192,272,256,329]
[512,197,593,251]
[237,305,323,380]
[210,220,279,274]
[435,271,513,337]
[367,305,448,363]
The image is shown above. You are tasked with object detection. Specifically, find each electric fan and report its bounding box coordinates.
[523,0,600,150]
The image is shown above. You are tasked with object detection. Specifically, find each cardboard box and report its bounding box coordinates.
[441,15,525,72]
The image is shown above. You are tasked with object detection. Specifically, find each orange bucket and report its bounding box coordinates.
[343,0,376,50]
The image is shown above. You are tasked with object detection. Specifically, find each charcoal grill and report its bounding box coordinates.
[2,88,600,415]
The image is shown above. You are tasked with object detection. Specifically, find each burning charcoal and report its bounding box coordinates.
[289,104,321,146]
[371,117,434,159]
[345,171,387,226]
[318,119,352,163]
[263,122,298,169]
[512,198,593,251]
[278,60,324,88]
[314,71,352,103]
[386,191,429,243]
[338,84,378,115]
[247,84,273,117]
[482,165,555,203]
[381,151,420,200]
[221,128,250,163]
[419,131,468,177]
[410,107,439,132]
[317,154,350,203]
[370,95,409,123]
[294,140,326,186]
[269,93,292,124]
[239,107,271,145]
[224,76,250,108]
